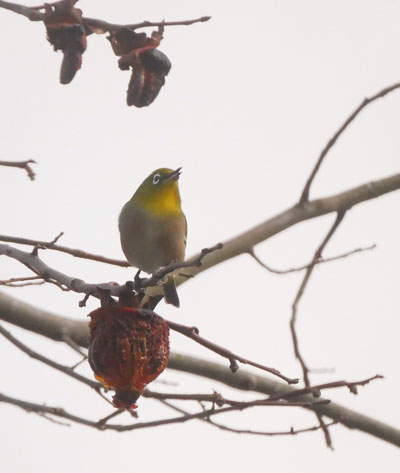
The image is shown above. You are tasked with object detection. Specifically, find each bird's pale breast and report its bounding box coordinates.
[119,202,186,274]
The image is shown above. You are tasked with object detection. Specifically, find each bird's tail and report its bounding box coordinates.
[163,277,180,307]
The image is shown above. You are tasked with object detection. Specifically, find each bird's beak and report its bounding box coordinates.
[166,167,182,181]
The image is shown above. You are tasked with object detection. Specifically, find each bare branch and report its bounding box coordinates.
[0,318,374,418]
[173,172,400,288]
[290,211,346,387]
[0,234,129,267]
[0,276,45,287]
[61,333,87,358]
[0,291,399,446]
[0,259,294,385]
[289,211,346,447]
[2,169,399,302]
[48,232,64,245]
[316,413,333,449]
[0,1,210,33]
[83,16,211,34]
[248,244,376,275]
[0,1,43,20]
[36,412,71,427]
[0,242,223,309]
[299,81,400,203]
[0,323,100,392]
[0,388,328,433]
[0,159,36,180]
[0,168,397,281]
[161,399,339,437]
[166,317,298,385]
[269,374,383,401]
[139,243,223,290]
[144,375,382,406]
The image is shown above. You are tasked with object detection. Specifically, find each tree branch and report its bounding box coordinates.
[0,1,210,33]
[0,242,222,305]
[289,211,346,447]
[174,172,400,287]
[0,245,294,383]
[0,0,43,20]
[166,317,298,384]
[1,291,399,447]
[82,16,211,34]
[0,323,99,391]
[299,81,400,203]
[0,391,325,433]
[0,234,129,267]
[161,399,340,437]
[248,244,376,275]
[1,172,398,283]
[0,160,36,180]
[290,211,346,387]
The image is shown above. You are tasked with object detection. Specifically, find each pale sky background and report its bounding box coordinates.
[1,0,400,471]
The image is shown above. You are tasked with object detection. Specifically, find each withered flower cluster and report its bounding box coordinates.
[43,0,86,85]
[43,0,171,106]
[108,27,171,108]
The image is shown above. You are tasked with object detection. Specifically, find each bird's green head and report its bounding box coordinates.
[130,168,182,215]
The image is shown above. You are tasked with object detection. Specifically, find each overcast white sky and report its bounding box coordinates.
[1,0,400,471]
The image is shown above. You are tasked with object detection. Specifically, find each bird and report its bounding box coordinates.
[119,167,187,307]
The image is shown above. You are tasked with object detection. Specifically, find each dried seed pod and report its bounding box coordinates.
[126,49,172,107]
[44,1,87,84]
[107,27,171,107]
[108,28,154,57]
[88,306,170,409]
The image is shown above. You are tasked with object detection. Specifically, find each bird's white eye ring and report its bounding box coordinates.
[152,173,161,185]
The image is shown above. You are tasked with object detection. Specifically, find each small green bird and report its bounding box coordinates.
[119,167,187,307]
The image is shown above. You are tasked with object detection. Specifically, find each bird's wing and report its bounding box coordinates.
[183,213,188,247]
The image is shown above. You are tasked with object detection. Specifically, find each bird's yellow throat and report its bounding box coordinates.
[131,182,182,215]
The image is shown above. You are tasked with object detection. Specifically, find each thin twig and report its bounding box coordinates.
[160,399,339,437]
[299,81,400,203]
[165,317,298,384]
[83,16,211,34]
[1,293,398,447]
[0,1,43,20]
[0,391,317,432]
[0,1,211,33]
[289,211,346,448]
[0,159,36,180]
[0,323,100,391]
[0,234,129,267]
[49,232,64,245]
[140,243,223,289]
[96,408,125,426]
[0,322,114,406]
[0,318,350,413]
[143,390,327,408]
[0,276,45,287]
[0,242,223,305]
[37,412,71,427]
[316,413,333,449]
[269,374,383,401]
[290,211,346,387]
[62,332,87,358]
[248,244,376,275]
[145,374,383,406]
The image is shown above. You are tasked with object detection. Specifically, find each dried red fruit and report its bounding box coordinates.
[44,0,87,84]
[108,27,172,107]
[88,306,169,409]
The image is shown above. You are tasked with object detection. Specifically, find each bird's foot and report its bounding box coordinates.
[133,270,145,292]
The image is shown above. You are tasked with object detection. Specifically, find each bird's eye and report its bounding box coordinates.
[152,174,161,185]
